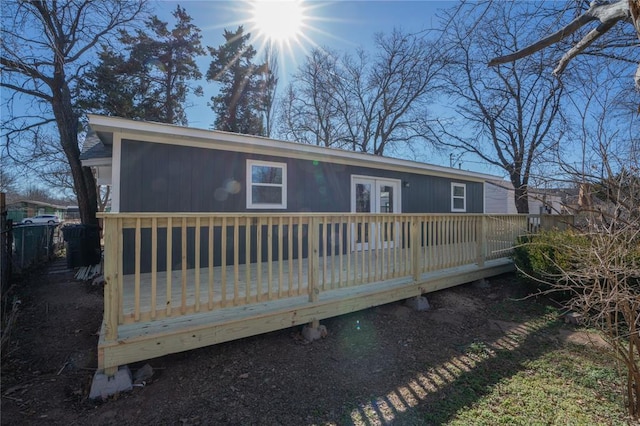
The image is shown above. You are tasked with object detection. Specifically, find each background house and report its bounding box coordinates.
[484,180,565,214]
[6,200,67,222]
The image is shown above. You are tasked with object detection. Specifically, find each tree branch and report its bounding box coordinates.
[488,0,632,78]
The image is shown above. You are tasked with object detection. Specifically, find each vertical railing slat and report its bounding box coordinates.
[221,217,227,306]
[208,217,214,310]
[181,218,187,314]
[309,216,319,303]
[233,217,239,305]
[278,217,283,297]
[195,217,201,312]
[338,217,344,287]
[354,216,359,284]
[411,216,420,282]
[166,217,172,317]
[367,216,373,283]
[329,219,335,288]
[134,218,141,321]
[359,215,365,284]
[257,217,263,301]
[288,216,293,297]
[322,216,328,290]
[346,216,352,286]
[245,217,251,303]
[297,217,303,295]
[268,216,273,299]
[476,215,486,266]
[386,215,392,279]
[151,217,157,319]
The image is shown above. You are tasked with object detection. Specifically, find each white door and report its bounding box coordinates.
[351,177,401,250]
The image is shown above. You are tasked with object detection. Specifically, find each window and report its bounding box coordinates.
[247,160,287,209]
[451,183,466,212]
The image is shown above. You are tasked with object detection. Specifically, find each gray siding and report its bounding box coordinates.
[120,139,484,213]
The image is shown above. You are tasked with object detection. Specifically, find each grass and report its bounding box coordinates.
[447,345,626,425]
[344,279,630,426]
[442,296,629,425]
[404,283,629,425]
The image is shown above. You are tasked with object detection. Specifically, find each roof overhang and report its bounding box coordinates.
[87,114,501,182]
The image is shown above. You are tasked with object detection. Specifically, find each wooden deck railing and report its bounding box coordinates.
[100,213,536,340]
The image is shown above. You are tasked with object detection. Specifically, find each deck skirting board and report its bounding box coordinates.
[98,258,514,371]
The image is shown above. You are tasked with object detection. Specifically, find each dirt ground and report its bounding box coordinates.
[1,258,582,425]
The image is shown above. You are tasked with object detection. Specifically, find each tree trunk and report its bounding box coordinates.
[514,184,530,214]
[52,56,98,226]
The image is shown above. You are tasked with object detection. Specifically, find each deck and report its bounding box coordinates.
[98,213,568,374]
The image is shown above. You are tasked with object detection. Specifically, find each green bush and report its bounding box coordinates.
[513,230,589,284]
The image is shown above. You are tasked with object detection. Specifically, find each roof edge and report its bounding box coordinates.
[87,114,501,181]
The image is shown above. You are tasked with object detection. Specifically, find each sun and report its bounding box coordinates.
[250,0,305,44]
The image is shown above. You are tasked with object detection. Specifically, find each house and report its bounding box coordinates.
[6,199,67,223]
[83,115,516,274]
[81,115,533,377]
[484,180,518,214]
[484,180,565,215]
[82,115,507,216]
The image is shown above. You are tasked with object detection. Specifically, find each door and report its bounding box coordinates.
[351,177,401,250]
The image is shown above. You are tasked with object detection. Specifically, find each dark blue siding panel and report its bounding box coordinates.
[119,139,484,213]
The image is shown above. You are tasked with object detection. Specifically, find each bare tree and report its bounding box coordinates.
[489,0,640,90]
[277,48,347,147]
[0,167,18,195]
[0,142,19,194]
[278,29,446,156]
[520,135,640,418]
[1,0,147,225]
[433,2,566,213]
[513,62,640,416]
[260,43,279,137]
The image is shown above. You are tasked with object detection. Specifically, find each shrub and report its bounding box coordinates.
[513,230,590,285]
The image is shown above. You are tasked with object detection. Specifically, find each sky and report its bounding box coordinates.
[153,1,477,172]
[161,0,450,125]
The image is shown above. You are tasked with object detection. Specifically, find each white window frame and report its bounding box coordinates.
[451,182,466,212]
[246,159,287,209]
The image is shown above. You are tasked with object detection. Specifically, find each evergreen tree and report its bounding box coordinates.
[80,5,204,125]
[206,26,266,135]
[80,48,143,120]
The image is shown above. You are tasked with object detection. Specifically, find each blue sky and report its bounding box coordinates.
[159,0,452,128]
[153,1,482,173]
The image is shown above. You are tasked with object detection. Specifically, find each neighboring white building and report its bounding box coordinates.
[484,180,517,214]
[484,180,563,214]
[529,189,563,215]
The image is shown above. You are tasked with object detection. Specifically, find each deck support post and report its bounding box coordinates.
[101,216,120,374]
[411,216,420,282]
[104,365,118,377]
[103,217,119,342]
[476,215,486,267]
